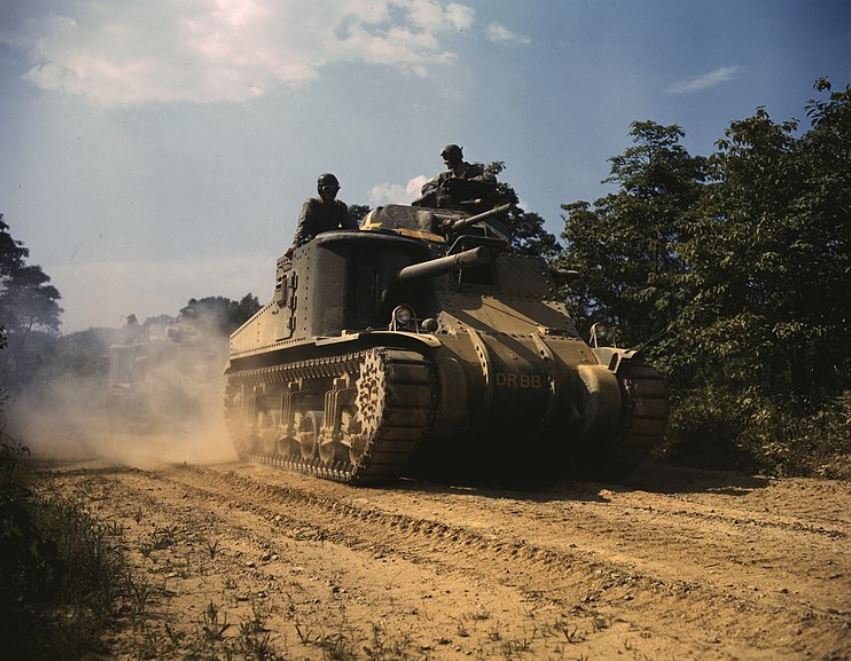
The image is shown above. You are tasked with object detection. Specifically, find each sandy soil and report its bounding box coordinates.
[36,458,850,659]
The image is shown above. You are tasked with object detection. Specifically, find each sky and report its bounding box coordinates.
[0,0,849,331]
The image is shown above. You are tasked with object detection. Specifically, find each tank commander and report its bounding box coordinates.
[286,173,358,258]
[416,144,497,210]
[120,313,145,344]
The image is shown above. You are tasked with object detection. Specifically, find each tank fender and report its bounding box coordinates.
[576,364,622,439]
[314,331,442,348]
[590,347,637,372]
[431,352,469,436]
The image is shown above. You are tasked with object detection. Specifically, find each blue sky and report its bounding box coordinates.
[1,0,849,330]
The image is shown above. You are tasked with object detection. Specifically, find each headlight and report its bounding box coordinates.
[394,306,413,325]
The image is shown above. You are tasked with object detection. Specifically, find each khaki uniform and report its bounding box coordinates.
[420,162,496,198]
[292,198,358,247]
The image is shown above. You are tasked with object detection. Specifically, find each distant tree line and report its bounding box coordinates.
[0,216,261,399]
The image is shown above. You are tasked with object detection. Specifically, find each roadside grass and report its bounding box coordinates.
[0,435,131,658]
[179,594,419,660]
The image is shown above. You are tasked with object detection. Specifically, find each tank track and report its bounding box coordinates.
[610,361,670,477]
[225,348,437,485]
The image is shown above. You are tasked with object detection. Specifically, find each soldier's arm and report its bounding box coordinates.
[468,163,496,183]
[420,175,442,194]
[292,200,314,247]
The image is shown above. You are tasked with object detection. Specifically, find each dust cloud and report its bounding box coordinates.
[5,320,238,469]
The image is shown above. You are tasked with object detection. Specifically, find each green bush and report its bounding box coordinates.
[665,387,851,478]
[0,435,128,658]
[738,391,851,478]
[664,385,754,470]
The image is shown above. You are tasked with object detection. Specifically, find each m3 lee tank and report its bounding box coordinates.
[224,204,669,484]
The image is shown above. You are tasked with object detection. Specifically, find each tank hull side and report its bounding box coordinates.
[427,333,618,450]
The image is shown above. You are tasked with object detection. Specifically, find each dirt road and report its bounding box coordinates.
[38,458,850,659]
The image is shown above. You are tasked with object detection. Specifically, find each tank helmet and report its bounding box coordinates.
[317,173,340,191]
[440,144,463,159]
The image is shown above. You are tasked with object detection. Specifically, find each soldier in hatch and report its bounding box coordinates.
[416,144,497,210]
[286,173,358,257]
[120,314,145,344]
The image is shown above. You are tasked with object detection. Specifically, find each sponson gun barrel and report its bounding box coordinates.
[450,202,515,233]
[396,246,491,282]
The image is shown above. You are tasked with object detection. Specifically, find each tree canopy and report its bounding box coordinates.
[0,215,63,389]
[178,293,261,334]
[484,161,560,261]
[0,215,63,338]
[560,80,851,475]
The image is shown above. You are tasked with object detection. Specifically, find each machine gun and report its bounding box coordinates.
[413,177,499,211]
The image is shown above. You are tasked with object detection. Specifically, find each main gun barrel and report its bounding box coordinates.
[450,203,515,233]
[396,246,490,283]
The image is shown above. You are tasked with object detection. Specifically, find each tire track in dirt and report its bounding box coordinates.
[213,462,849,616]
[44,461,850,660]
[625,464,851,529]
[360,477,849,613]
[49,467,673,659]
[159,463,849,659]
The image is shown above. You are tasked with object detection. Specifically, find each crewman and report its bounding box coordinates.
[286,173,358,257]
[417,144,496,209]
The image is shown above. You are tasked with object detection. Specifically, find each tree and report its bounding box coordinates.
[674,83,851,403]
[795,80,851,396]
[674,108,801,384]
[348,204,370,225]
[559,82,851,475]
[483,162,560,262]
[178,293,261,334]
[560,122,705,342]
[0,215,63,388]
[0,215,63,338]
[508,211,561,262]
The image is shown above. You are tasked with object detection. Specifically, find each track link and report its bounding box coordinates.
[225,348,437,485]
[614,361,670,472]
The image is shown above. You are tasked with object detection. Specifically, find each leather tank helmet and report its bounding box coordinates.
[317,172,340,192]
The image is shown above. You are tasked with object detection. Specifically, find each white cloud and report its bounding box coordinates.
[369,175,429,206]
[408,1,473,32]
[667,65,744,94]
[484,22,530,45]
[3,0,476,107]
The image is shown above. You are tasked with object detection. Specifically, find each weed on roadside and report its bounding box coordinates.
[124,572,153,618]
[0,438,133,657]
[547,617,586,644]
[186,599,286,659]
[498,623,537,659]
[237,601,276,658]
[201,600,232,642]
[363,621,414,660]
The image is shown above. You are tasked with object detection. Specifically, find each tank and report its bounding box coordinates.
[108,321,222,431]
[224,203,669,484]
